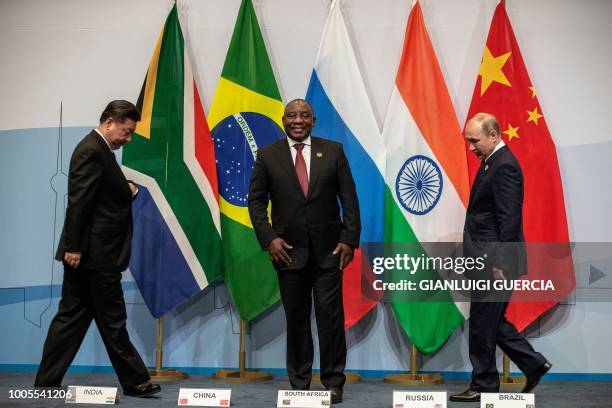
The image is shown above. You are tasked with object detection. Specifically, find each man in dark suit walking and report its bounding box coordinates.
[248,99,360,403]
[450,113,551,402]
[35,100,160,397]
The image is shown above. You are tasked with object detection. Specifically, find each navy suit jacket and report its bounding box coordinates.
[248,136,361,270]
[463,145,527,280]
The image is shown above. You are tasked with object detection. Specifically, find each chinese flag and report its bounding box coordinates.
[465,1,575,331]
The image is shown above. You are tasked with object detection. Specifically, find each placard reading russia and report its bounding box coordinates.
[392,391,447,408]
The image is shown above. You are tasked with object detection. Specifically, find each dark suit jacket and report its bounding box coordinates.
[55,130,134,272]
[248,137,360,270]
[463,145,527,280]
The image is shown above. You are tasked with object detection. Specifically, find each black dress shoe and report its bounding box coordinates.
[522,361,552,393]
[123,381,161,397]
[449,389,481,402]
[329,387,343,404]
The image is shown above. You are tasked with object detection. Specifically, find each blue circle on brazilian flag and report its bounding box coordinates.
[212,112,285,207]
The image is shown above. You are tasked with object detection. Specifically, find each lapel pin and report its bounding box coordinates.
[316,152,323,158]
[484,164,489,171]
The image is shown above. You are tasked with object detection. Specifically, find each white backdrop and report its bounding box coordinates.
[1,0,611,147]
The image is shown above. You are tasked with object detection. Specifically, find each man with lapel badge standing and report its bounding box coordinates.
[248,99,360,404]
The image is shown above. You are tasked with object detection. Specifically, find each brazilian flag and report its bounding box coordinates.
[208,0,284,321]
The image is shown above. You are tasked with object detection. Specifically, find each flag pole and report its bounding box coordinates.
[383,344,444,385]
[499,353,525,387]
[149,316,189,381]
[212,318,273,383]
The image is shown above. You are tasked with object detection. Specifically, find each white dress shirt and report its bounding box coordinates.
[485,139,506,162]
[94,128,113,152]
[287,135,311,178]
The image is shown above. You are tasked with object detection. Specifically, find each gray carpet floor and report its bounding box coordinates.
[0,372,610,407]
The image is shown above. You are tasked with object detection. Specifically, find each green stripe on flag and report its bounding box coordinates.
[221,216,280,319]
[221,0,281,101]
[384,187,464,354]
[123,5,222,281]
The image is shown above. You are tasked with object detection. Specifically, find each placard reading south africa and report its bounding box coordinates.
[481,393,535,408]
[392,391,446,408]
[65,385,117,405]
[178,388,231,407]
[277,390,331,407]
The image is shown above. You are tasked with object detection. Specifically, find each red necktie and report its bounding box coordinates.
[293,143,308,197]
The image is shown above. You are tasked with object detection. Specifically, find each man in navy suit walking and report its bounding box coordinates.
[450,113,551,402]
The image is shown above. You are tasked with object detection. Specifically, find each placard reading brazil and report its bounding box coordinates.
[212,112,285,206]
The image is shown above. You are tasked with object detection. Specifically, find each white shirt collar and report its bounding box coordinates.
[286,135,311,147]
[94,128,113,151]
[485,139,505,162]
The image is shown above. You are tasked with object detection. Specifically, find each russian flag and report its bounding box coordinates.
[305,0,385,328]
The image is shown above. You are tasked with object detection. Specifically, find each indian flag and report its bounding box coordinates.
[382,1,470,354]
[208,0,283,321]
[122,4,222,317]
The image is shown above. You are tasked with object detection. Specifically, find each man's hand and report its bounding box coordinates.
[492,267,507,281]
[64,252,82,269]
[333,242,354,270]
[267,237,293,267]
[127,181,138,197]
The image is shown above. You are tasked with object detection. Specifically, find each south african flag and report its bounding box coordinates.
[122,4,222,317]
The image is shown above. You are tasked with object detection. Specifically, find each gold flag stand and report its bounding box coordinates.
[149,316,189,381]
[499,354,525,387]
[383,345,444,385]
[212,319,273,383]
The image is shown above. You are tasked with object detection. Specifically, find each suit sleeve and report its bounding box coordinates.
[491,163,523,271]
[64,146,103,252]
[248,149,277,249]
[336,145,361,248]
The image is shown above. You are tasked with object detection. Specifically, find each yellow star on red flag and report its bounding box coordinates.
[503,123,520,140]
[479,46,512,96]
[529,86,537,98]
[527,107,543,125]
